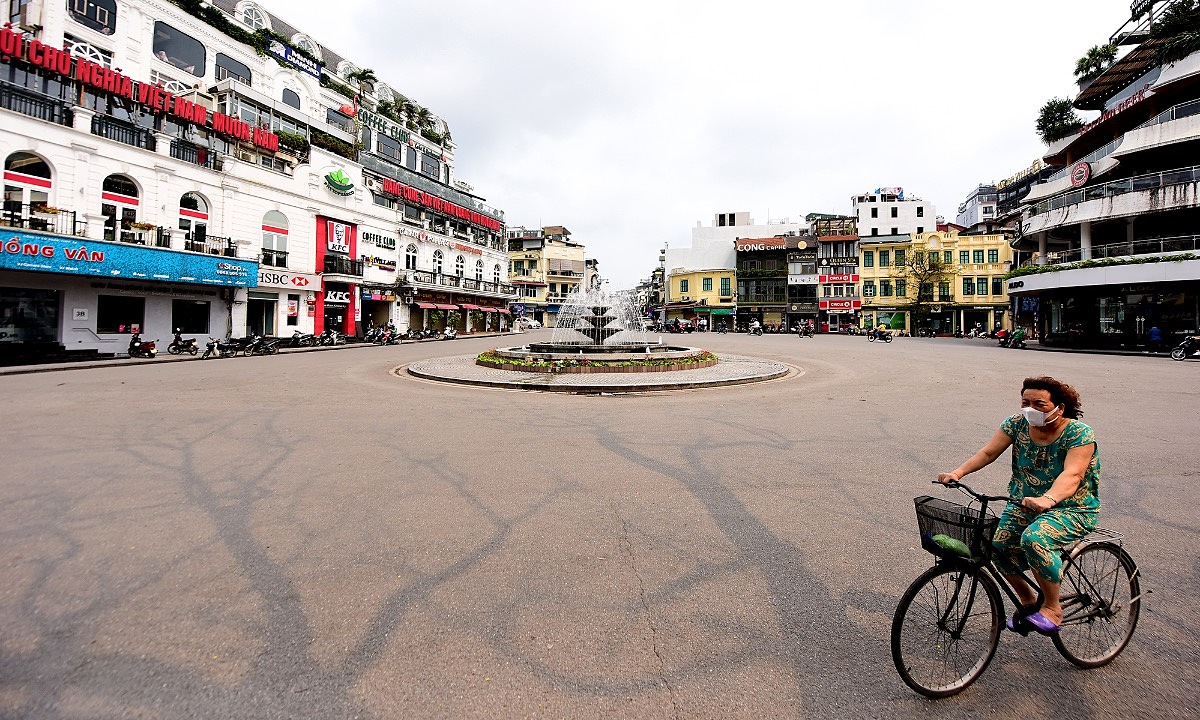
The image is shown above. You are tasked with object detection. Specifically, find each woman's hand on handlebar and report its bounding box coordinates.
[936,471,962,485]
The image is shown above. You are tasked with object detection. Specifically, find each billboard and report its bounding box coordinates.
[0,231,257,286]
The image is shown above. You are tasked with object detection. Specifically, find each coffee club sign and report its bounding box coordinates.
[0,28,278,152]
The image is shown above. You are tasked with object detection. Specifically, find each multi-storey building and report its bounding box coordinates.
[859,227,1013,334]
[1008,1,1200,349]
[506,225,584,327]
[668,211,803,327]
[665,268,735,327]
[0,0,512,360]
[852,188,935,239]
[811,214,859,332]
[956,185,999,228]
[735,237,789,330]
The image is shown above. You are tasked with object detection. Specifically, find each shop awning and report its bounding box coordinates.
[478,307,497,313]
[416,302,438,309]
[459,303,481,310]
[496,308,511,314]
[709,308,733,315]
[435,303,458,310]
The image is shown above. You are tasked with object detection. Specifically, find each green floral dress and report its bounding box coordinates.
[990,415,1100,583]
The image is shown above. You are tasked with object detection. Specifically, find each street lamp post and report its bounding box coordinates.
[659,241,668,325]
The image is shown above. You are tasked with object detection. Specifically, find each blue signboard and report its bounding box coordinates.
[0,231,257,287]
[265,40,323,79]
[511,303,525,316]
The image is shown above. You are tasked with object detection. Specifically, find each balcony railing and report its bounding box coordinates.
[1031,234,1200,267]
[91,114,156,151]
[170,139,223,170]
[183,233,237,256]
[1,204,87,236]
[400,270,516,295]
[324,256,364,276]
[260,248,289,267]
[0,80,73,126]
[111,226,172,248]
[1030,165,1200,217]
[737,294,787,303]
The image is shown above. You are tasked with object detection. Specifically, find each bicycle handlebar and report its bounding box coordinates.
[933,479,1015,504]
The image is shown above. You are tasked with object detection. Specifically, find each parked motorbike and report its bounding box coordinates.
[317,329,345,346]
[441,327,458,340]
[1170,334,1200,361]
[288,330,316,348]
[167,330,198,355]
[202,337,237,359]
[258,337,281,355]
[128,333,158,358]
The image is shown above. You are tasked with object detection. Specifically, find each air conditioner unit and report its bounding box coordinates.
[18,1,43,32]
[238,150,255,162]
[364,176,377,189]
[681,295,690,301]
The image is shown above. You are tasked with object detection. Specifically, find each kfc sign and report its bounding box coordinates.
[325,290,351,304]
[327,221,350,254]
[820,274,859,283]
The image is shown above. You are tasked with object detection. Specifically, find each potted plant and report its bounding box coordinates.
[31,204,64,215]
[127,221,157,231]
[447,310,461,330]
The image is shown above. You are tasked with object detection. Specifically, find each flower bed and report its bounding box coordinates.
[476,350,718,374]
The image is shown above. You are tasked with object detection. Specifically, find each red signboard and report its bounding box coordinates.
[1069,161,1091,188]
[819,274,860,283]
[0,27,278,152]
[735,238,788,251]
[380,178,502,232]
[819,299,861,311]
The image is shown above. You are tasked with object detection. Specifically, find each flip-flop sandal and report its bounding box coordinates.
[1024,611,1062,635]
[1005,604,1044,635]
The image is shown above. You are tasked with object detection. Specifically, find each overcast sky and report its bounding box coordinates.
[279,1,1128,289]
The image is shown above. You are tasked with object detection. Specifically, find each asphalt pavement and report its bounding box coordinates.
[1,331,1196,719]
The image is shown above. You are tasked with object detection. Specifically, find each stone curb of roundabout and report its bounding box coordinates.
[402,353,794,393]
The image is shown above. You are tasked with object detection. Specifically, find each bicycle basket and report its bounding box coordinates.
[914,495,999,561]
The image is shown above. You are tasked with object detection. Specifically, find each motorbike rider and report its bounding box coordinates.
[1012,326,1027,346]
[875,321,887,340]
[750,318,761,334]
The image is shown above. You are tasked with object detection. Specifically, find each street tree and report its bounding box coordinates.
[1036,98,1084,144]
[895,245,954,333]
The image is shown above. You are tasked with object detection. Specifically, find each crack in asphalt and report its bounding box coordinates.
[612,501,682,720]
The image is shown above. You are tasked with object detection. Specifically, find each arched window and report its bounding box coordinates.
[493,264,501,285]
[291,35,321,62]
[338,61,359,82]
[153,22,205,77]
[455,255,465,277]
[240,4,268,31]
[63,38,113,68]
[215,53,252,85]
[101,174,139,243]
[375,83,393,104]
[282,88,300,110]
[178,192,208,245]
[262,210,288,268]
[405,244,418,270]
[475,259,483,282]
[3,152,52,214]
[432,249,443,274]
[68,0,116,35]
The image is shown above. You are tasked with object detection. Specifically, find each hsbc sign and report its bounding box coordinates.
[257,270,320,289]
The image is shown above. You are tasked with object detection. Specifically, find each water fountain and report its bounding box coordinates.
[480,284,711,371]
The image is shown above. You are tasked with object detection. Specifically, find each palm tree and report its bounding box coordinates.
[1074,44,1118,79]
[345,68,377,105]
[414,106,433,131]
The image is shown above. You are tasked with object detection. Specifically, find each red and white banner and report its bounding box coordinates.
[819,299,861,311]
[819,274,859,283]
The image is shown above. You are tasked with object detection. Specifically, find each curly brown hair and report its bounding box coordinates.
[1022,376,1084,419]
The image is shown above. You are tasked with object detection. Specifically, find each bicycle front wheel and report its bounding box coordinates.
[892,564,1003,698]
[1052,543,1140,668]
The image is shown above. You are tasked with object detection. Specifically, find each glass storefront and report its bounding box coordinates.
[1038,283,1199,348]
[0,287,59,342]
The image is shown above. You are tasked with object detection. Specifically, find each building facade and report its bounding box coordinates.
[811,214,859,332]
[852,188,936,239]
[1008,2,1200,349]
[507,225,584,327]
[1,0,512,360]
[859,228,1013,334]
[735,237,788,330]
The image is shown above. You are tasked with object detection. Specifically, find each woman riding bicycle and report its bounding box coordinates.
[937,376,1100,634]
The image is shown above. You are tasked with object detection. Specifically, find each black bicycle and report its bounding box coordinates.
[891,480,1141,698]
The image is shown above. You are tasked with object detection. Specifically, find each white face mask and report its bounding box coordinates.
[1021,405,1061,427]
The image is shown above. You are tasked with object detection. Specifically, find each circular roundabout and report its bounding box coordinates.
[403,352,793,393]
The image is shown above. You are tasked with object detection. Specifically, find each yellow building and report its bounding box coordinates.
[507,225,585,327]
[859,229,1013,334]
[667,269,736,327]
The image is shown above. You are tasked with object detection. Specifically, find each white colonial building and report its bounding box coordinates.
[1,0,512,361]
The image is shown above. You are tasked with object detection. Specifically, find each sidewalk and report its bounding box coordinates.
[0,331,520,377]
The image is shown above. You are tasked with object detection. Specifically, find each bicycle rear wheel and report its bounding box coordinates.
[891,564,1003,698]
[1052,543,1140,668]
